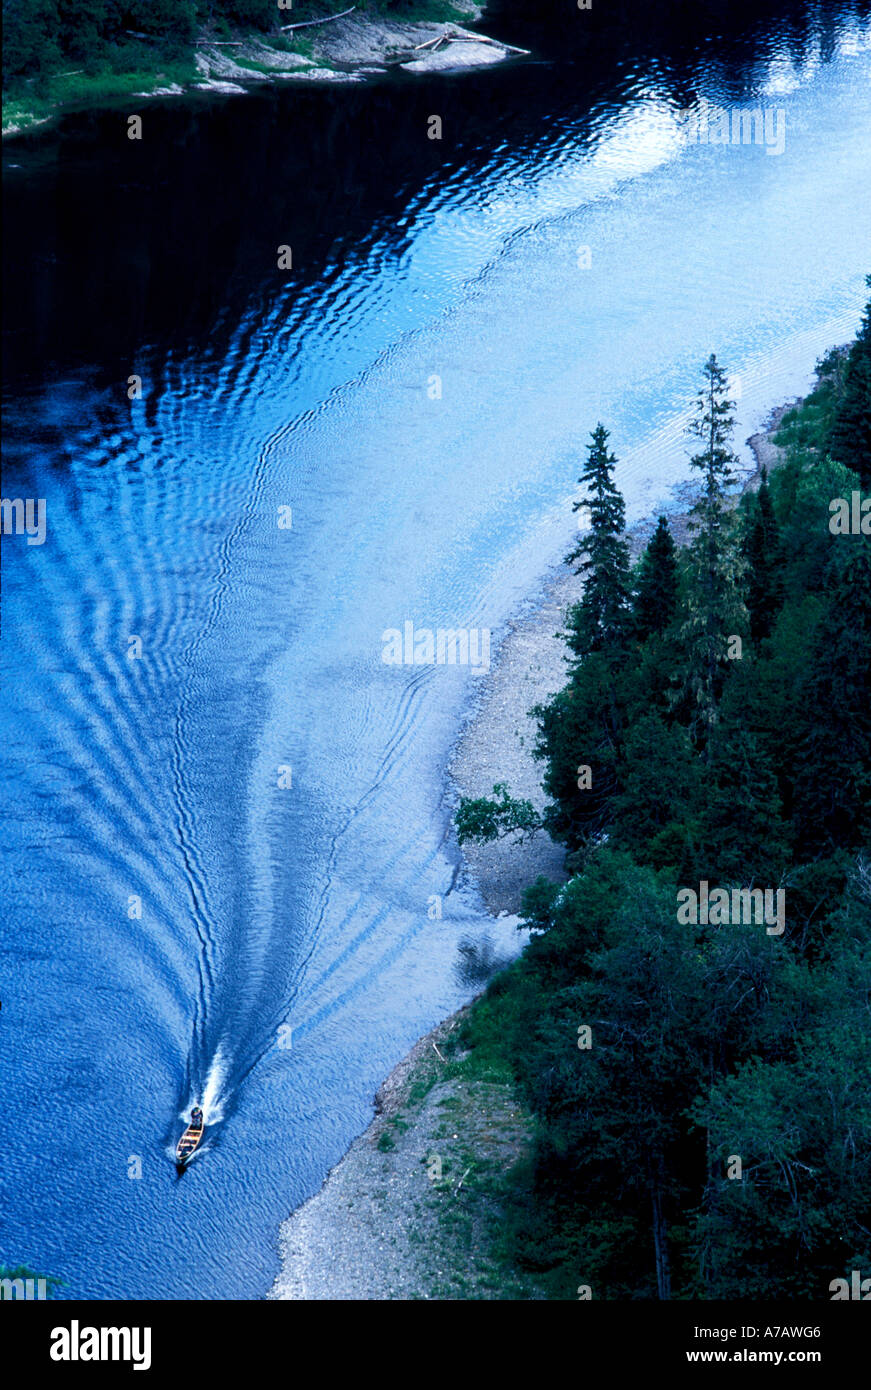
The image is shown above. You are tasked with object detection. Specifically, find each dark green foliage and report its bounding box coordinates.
[609,713,704,871]
[2,0,61,80]
[631,515,679,642]
[127,0,197,43]
[741,468,782,646]
[2,0,196,81]
[689,912,871,1297]
[455,783,542,846]
[468,847,871,1299]
[829,277,871,486]
[768,453,854,606]
[779,854,853,958]
[675,353,748,748]
[533,650,625,847]
[200,0,276,31]
[794,541,871,855]
[522,431,639,850]
[696,724,789,884]
[57,0,116,63]
[774,346,849,462]
[565,423,632,661]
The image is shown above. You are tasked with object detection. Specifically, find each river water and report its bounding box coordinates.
[2,1,870,1299]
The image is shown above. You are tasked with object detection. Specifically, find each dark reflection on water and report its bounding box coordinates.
[454,933,515,988]
[5,0,869,386]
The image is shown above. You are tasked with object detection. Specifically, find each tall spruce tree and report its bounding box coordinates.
[742,467,782,646]
[565,423,631,661]
[632,515,679,641]
[676,355,747,750]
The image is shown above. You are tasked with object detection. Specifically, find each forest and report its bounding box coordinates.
[456,284,871,1298]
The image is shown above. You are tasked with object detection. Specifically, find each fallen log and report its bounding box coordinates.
[411,29,530,57]
[279,5,356,32]
[457,32,531,55]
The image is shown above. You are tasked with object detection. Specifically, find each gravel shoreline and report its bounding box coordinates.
[268,401,794,1299]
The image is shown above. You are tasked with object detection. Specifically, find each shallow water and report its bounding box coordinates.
[1,2,870,1298]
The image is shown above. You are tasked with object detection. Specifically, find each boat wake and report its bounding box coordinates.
[196,1050,230,1125]
[169,1047,230,1166]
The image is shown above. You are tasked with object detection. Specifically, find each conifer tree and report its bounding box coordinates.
[742,467,782,646]
[632,515,679,641]
[676,355,747,750]
[565,424,631,661]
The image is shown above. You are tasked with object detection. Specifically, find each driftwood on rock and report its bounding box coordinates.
[412,34,446,52]
[476,35,530,55]
[279,5,356,32]
[411,29,530,57]
[412,34,449,54]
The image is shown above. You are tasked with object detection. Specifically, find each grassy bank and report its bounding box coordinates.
[3,58,199,135]
[372,1009,541,1299]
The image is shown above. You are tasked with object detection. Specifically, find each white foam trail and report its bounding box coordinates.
[200,1047,230,1124]
[179,1046,230,1126]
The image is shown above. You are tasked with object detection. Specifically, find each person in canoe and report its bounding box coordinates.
[175,1106,205,1171]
